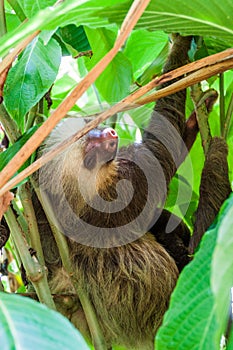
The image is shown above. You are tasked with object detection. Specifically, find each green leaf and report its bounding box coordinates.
[0,0,123,58]
[136,43,169,86]
[56,24,91,56]
[211,194,233,345]
[156,225,218,350]
[0,126,39,178]
[102,0,233,45]
[0,292,90,350]
[18,0,57,17]
[84,26,132,102]
[124,29,168,80]
[4,37,61,129]
[5,13,21,33]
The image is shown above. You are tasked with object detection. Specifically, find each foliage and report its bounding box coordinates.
[0,291,89,350]
[0,1,233,350]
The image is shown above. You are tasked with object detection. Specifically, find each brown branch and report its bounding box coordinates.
[1,54,233,197]
[136,56,233,105]
[0,0,151,194]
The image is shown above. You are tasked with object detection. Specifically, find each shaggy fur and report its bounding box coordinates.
[36,35,192,350]
[34,35,230,349]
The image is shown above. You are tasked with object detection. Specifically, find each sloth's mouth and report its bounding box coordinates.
[83,128,118,170]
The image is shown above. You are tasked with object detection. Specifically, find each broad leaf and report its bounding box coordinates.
[102,0,233,45]
[211,194,233,345]
[0,292,90,350]
[156,225,218,350]
[84,27,132,102]
[0,0,124,58]
[123,29,168,80]
[4,37,61,129]
[18,0,56,17]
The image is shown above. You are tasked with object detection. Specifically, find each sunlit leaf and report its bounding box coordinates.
[156,225,218,350]
[4,37,61,129]
[0,292,90,350]
[211,194,233,345]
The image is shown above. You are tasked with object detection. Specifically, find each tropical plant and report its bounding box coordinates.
[0,1,233,349]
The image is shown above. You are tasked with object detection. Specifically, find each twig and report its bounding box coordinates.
[0,0,6,37]
[219,73,225,136]
[1,42,233,192]
[223,92,233,139]
[190,85,212,154]
[1,54,233,197]
[0,104,20,143]
[0,0,150,194]
[18,182,45,266]
[4,207,56,309]
[33,184,108,350]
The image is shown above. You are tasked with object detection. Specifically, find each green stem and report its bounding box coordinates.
[223,92,233,140]
[219,73,225,136]
[0,0,7,37]
[19,182,45,266]
[4,207,56,310]
[191,84,211,155]
[25,104,38,131]
[32,179,107,350]
[0,104,20,143]
[7,0,26,22]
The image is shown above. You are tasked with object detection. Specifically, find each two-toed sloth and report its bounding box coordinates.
[35,34,231,350]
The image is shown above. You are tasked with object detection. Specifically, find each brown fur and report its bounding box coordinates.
[189,137,231,254]
[35,35,227,349]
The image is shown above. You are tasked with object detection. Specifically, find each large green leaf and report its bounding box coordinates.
[0,292,90,350]
[156,225,219,350]
[4,37,61,129]
[18,0,56,17]
[84,26,132,102]
[0,0,126,58]
[123,29,168,80]
[211,194,233,345]
[102,0,233,45]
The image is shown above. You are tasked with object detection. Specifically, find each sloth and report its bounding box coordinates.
[34,34,231,350]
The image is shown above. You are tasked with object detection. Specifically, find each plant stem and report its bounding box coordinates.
[4,207,56,310]
[0,0,6,37]
[219,73,225,136]
[32,180,107,350]
[0,104,20,143]
[2,52,233,196]
[19,182,45,266]
[25,104,38,131]
[223,92,233,140]
[190,84,211,155]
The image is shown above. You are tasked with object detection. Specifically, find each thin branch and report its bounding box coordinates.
[0,0,7,37]
[32,181,108,350]
[0,0,151,194]
[18,182,45,266]
[1,54,233,197]
[4,207,56,309]
[0,104,20,143]
[223,92,233,139]
[219,73,225,136]
[190,85,212,154]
